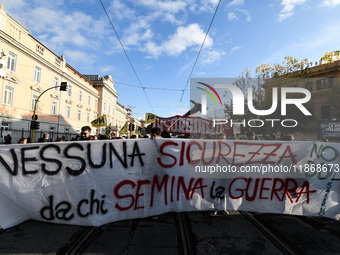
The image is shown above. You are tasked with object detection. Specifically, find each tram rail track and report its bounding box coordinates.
[240,211,340,255]
[56,212,194,255]
[57,226,99,255]
[55,211,340,255]
[176,212,194,255]
[240,211,298,255]
[1,211,340,254]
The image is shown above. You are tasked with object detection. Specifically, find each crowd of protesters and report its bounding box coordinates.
[1,125,331,145]
[1,125,152,144]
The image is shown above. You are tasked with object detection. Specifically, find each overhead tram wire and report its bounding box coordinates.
[99,0,155,113]
[115,82,190,91]
[176,0,222,114]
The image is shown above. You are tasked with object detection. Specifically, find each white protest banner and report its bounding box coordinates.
[0,139,339,229]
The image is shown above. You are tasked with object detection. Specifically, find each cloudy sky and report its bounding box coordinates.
[2,0,340,119]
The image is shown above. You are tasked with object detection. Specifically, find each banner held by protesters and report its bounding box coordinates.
[0,139,339,229]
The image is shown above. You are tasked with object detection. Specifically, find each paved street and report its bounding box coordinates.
[1,211,340,255]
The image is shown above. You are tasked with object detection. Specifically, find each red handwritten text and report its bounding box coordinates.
[113,174,207,211]
[157,141,298,168]
[228,177,316,203]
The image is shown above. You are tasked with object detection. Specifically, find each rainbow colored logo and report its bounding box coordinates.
[197,82,222,115]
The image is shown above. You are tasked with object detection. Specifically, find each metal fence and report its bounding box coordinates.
[0,128,79,144]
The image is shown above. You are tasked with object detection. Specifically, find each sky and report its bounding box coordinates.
[2,0,340,120]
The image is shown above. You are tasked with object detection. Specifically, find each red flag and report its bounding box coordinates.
[182,100,202,117]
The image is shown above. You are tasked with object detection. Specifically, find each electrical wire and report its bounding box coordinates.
[115,82,188,91]
[13,63,186,92]
[176,0,222,114]
[99,0,155,113]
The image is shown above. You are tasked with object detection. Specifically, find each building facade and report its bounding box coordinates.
[83,75,119,136]
[0,5,102,142]
[0,5,139,142]
[263,61,340,141]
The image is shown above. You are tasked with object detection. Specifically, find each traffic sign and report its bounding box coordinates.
[60,82,68,91]
[30,121,40,130]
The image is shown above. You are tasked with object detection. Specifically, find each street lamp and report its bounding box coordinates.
[31,82,67,142]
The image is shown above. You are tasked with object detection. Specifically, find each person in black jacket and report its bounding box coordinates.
[80,126,93,140]
[4,134,11,144]
[38,133,49,142]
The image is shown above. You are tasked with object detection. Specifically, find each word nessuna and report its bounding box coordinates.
[0,141,145,176]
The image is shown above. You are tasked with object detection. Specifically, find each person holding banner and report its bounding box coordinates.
[38,133,50,143]
[217,133,227,140]
[149,127,171,139]
[269,133,278,140]
[161,129,171,138]
[80,126,94,140]
[246,131,260,140]
[4,134,11,144]
[150,127,161,139]
[18,138,27,144]
[282,134,295,141]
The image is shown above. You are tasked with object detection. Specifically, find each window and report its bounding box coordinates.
[50,127,55,140]
[34,66,41,83]
[36,44,44,55]
[7,51,17,72]
[53,77,59,91]
[0,122,9,141]
[67,85,72,97]
[316,78,333,90]
[3,85,14,105]
[66,106,71,119]
[104,103,106,112]
[86,113,90,123]
[31,94,39,111]
[94,100,98,110]
[108,106,111,114]
[87,96,91,106]
[321,105,331,120]
[77,110,81,121]
[51,102,57,115]
[79,91,82,101]
[55,57,61,67]
[9,24,21,40]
